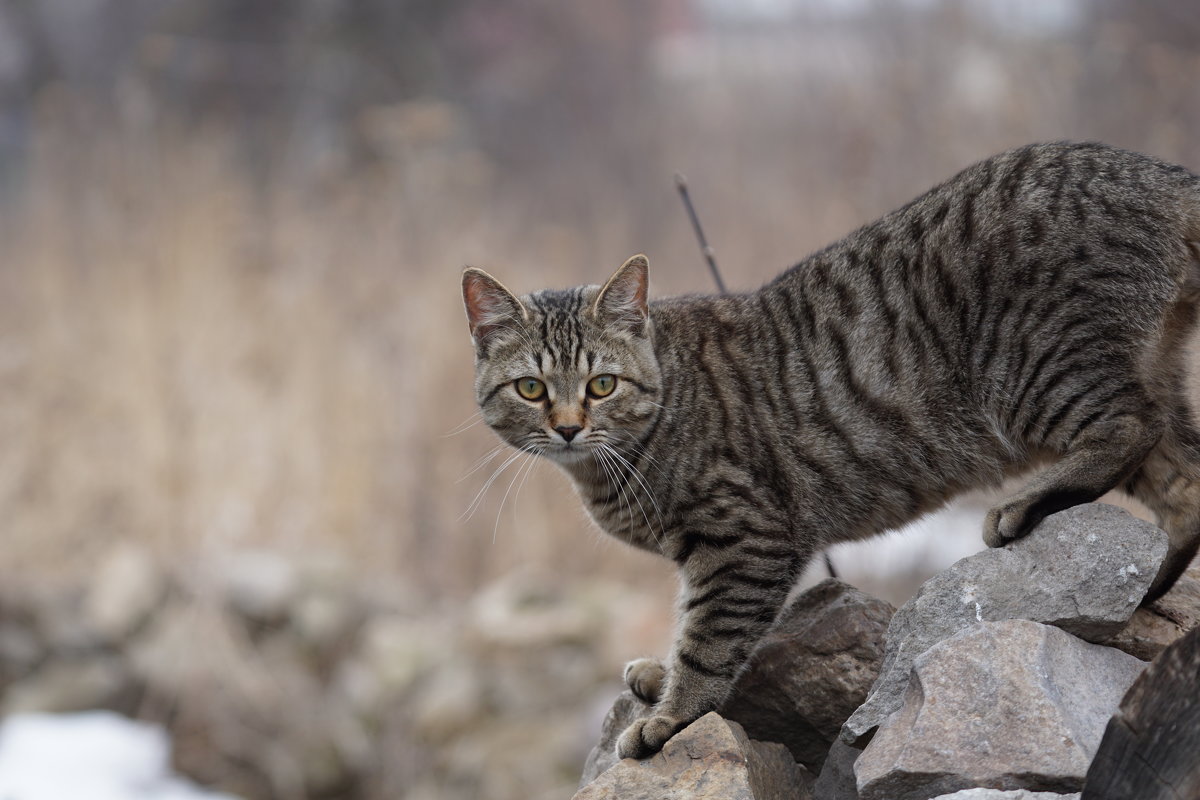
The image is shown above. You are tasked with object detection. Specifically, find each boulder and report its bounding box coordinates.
[1,656,136,715]
[1105,561,1200,660]
[854,620,1145,800]
[216,551,299,626]
[811,740,862,800]
[721,580,893,772]
[580,691,650,787]
[843,504,1165,745]
[574,712,813,800]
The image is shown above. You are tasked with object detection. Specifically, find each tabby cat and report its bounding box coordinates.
[461,142,1200,759]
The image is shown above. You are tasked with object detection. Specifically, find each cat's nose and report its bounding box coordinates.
[555,425,583,443]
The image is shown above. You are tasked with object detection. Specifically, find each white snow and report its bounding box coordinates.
[0,712,240,800]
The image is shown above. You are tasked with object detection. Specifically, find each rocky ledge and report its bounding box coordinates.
[574,503,1200,800]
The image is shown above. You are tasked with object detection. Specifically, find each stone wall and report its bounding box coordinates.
[573,504,1200,800]
[0,549,668,799]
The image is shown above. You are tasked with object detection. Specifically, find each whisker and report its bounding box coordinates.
[460,448,526,522]
[599,443,664,548]
[595,447,638,549]
[457,445,506,483]
[493,447,542,545]
[443,411,485,437]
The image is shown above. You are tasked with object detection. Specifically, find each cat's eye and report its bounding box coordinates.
[587,374,617,398]
[515,377,547,401]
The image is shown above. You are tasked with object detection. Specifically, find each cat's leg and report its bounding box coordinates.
[1124,434,1200,600]
[615,544,798,759]
[983,405,1163,548]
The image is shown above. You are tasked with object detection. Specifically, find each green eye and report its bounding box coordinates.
[587,374,617,398]
[515,377,546,401]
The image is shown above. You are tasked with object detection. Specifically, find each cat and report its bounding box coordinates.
[461,141,1200,759]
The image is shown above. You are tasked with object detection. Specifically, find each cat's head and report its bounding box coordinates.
[461,255,663,465]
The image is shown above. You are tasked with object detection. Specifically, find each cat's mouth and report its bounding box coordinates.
[544,438,595,464]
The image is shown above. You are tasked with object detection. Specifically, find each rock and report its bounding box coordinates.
[467,572,602,650]
[579,580,889,784]
[82,545,167,642]
[217,551,299,626]
[580,691,651,787]
[854,620,1145,800]
[0,622,43,683]
[1105,562,1200,660]
[843,504,1165,745]
[411,660,488,744]
[1,656,136,715]
[812,740,862,800]
[574,712,813,800]
[1082,624,1200,800]
[932,792,1081,799]
[722,579,893,772]
[334,614,450,716]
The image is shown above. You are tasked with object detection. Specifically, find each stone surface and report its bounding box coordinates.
[932,792,1081,799]
[843,504,1165,745]
[574,712,813,800]
[82,545,166,642]
[580,690,651,787]
[1,656,135,714]
[722,580,894,772]
[812,740,861,800]
[1105,561,1200,660]
[855,620,1145,800]
[217,551,299,625]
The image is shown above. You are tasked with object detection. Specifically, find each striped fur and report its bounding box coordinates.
[462,142,1200,759]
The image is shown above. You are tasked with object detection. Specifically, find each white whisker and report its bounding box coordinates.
[493,447,542,544]
[460,448,526,522]
[599,443,663,548]
[457,445,506,483]
[443,411,485,437]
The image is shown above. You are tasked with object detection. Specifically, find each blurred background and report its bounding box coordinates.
[0,1,1197,798]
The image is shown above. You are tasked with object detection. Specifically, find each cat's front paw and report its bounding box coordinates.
[623,658,666,704]
[616,714,687,760]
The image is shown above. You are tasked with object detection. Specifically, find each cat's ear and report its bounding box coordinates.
[462,267,527,346]
[594,254,649,333]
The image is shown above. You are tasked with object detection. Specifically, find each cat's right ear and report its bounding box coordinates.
[462,268,527,347]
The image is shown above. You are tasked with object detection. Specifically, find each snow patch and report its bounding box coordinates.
[0,712,240,800]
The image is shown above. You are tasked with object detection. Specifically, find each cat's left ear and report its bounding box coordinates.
[594,254,649,334]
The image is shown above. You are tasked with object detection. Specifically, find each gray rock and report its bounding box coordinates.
[0,622,43,682]
[854,620,1144,800]
[2,656,135,714]
[580,580,890,784]
[932,792,1080,799]
[218,551,299,625]
[580,691,651,787]
[843,504,1165,745]
[574,712,813,800]
[1105,561,1200,660]
[722,580,893,772]
[812,740,862,800]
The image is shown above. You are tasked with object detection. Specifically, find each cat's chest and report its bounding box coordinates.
[571,469,666,554]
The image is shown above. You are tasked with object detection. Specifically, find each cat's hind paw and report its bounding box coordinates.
[623,658,666,704]
[615,714,686,760]
[982,499,1035,548]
